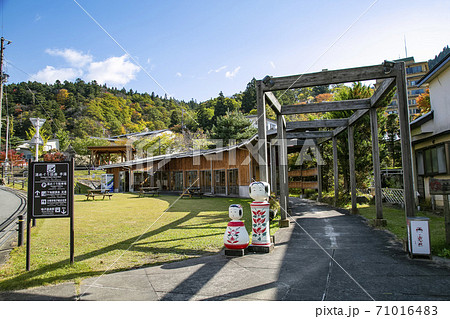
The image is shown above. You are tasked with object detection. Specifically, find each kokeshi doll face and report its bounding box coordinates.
[229,204,243,219]
[249,181,270,201]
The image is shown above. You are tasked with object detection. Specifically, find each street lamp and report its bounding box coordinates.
[29,118,46,162]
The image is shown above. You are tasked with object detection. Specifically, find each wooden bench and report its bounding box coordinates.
[139,187,160,197]
[181,187,204,199]
[86,189,113,200]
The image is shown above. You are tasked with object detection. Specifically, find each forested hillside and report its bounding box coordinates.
[1,78,333,149]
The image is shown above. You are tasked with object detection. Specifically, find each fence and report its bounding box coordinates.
[381,188,404,205]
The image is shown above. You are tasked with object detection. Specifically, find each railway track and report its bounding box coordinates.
[0,186,27,249]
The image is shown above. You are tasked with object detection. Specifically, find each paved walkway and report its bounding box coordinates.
[1,198,450,301]
[0,186,22,226]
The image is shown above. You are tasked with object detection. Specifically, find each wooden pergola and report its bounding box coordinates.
[256,61,415,227]
[88,145,135,167]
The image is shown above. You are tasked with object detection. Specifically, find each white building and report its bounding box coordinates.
[246,115,277,132]
[411,50,450,207]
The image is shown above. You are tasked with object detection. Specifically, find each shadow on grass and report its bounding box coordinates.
[0,195,237,291]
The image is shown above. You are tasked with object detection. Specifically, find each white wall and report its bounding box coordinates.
[429,66,450,134]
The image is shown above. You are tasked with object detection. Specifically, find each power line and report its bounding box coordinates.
[5,59,63,133]
[71,0,199,127]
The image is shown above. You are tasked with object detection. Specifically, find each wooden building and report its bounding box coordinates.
[100,136,261,197]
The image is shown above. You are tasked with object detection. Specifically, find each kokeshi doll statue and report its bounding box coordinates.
[249,181,271,246]
[224,204,249,250]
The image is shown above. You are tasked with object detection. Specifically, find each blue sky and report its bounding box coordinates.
[1,0,449,102]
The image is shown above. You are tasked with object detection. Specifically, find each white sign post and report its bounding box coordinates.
[29,118,46,162]
[407,217,431,258]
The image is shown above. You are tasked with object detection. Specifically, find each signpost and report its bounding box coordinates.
[26,159,74,271]
[429,178,450,245]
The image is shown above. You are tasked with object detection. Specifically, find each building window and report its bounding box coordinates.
[227,169,239,195]
[406,66,423,74]
[410,89,425,95]
[200,170,211,193]
[214,170,226,194]
[172,171,183,191]
[186,170,198,187]
[416,145,447,176]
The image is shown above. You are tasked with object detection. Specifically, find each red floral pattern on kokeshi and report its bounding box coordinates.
[250,201,270,246]
[224,220,249,249]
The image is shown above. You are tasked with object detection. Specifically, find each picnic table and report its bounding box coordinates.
[181,187,204,199]
[139,186,160,197]
[86,189,113,200]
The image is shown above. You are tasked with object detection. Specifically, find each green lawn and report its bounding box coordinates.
[0,193,278,291]
[357,204,450,257]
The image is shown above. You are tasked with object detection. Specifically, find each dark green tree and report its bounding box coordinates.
[240,78,257,114]
[324,82,374,192]
[211,111,257,146]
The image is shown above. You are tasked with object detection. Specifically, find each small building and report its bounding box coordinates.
[412,49,450,207]
[246,115,277,131]
[100,136,262,197]
[16,138,60,160]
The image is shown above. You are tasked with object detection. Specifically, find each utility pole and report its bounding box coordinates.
[0,37,12,153]
[0,37,4,153]
[5,115,10,178]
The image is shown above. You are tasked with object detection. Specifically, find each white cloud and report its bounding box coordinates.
[86,55,140,86]
[45,48,93,68]
[270,61,276,69]
[30,66,82,83]
[208,65,227,74]
[31,49,140,87]
[176,72,182,77]
[225,66,241,79]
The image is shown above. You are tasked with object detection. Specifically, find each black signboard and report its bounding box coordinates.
[28,161,73,218]
[26,160,75,270]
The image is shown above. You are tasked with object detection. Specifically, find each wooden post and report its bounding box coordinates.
[332,136,338,206]
[270,142,277,195]
[348,125,358,214]
[444,194,450,245]
[256,81,269,182]
[317,145,323,202]
[396,62,416,217]
[277,114,289,227]
[370,108,384,222]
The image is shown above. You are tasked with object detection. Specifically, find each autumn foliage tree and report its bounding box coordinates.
[0,150,26,166]
[414,88,431,119]
[43,152,66,162]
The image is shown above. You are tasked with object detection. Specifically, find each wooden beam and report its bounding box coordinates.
[282,99,370,115]
[332,136,338,207]
[288,168,318,177]
[370,108,383,219]
[395,62,416,217]
[256,80,269,182]
[277,114,289,226]
[270,143,277,195]
[261,64,394,91]
[331,109,370,138]
[370,78,396,108]
[348,125,358,214]
[287,131,333,139]
[286,119,348,130]
[317,147,323,202]
[265,91,282,115]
